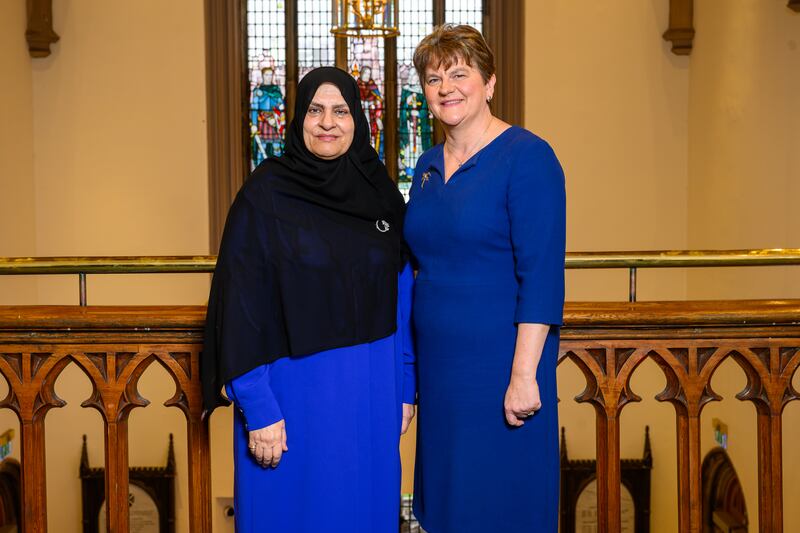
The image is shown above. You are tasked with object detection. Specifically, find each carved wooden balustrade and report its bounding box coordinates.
[0,251,799,533]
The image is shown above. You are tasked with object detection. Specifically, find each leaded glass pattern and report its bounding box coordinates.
[247,0,287,170]
[348,38,386,161]
[297,0,336,80]
[397,1,434,200]
[446,0,483,32]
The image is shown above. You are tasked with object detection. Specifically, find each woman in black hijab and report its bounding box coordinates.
[202,67,416,533]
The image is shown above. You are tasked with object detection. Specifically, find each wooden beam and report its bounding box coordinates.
[285,0,298,123]
[204,0,248,253]
[26,0,59,58]
[432,0,445,145]
[335,37,348,71]
[484,0,525,126]
[384,37,398,181]
[663,0,695,56]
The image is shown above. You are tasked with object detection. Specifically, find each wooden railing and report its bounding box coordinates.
[1,251,799,533]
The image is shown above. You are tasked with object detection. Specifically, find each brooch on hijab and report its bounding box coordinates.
[421,171,431,189]
[376,220,390,233]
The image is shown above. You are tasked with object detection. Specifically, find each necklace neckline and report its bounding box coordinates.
[445,117,495,168]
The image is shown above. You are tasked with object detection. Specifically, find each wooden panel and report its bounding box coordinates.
[205,0,248,253]
[1,299,798,532]
[285,0,298,124]
[483,0,525,126]
[384,37,399,181]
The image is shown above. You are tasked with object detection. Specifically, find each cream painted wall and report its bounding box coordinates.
[525,0,690,304]
[525,3,689,532]
[1,1,214,531]
[686,3,800,531]
[0,1,37,303]
[0,0,33,489]
[687,1,800,299]
[1,0,799,532]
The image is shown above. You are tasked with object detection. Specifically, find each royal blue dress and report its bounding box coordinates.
[404,127,566,533]
[226,264,416,533]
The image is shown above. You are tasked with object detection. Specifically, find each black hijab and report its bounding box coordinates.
[201,67,407,412]
[267,67,405,232]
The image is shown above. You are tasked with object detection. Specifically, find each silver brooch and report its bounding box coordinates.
[376,220,390,233]
[421,171,431,189]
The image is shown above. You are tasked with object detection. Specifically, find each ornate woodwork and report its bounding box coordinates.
[0,299,798,532]
[26,0,60,58]
[663,0,695,56]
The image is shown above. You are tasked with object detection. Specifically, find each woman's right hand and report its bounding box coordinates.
[249,419,288,468]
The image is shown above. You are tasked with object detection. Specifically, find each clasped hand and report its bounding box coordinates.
[504,375,542,427]
[249,419,288,468]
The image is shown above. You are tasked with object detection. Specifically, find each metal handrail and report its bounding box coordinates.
[1,249,799,305]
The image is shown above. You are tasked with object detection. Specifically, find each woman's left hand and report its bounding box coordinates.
[401,403,416,435]
[504,375,541,427]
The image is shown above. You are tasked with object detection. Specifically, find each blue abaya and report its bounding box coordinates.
[226,264,416,533]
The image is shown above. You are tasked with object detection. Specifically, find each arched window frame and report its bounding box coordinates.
[205,0,523,250]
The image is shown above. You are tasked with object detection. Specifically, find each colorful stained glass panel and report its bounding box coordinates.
[297,0,336,80]
[446,0,483,32]
[348,38,386,161]
[397,1,435,200]
[247,0,287,170]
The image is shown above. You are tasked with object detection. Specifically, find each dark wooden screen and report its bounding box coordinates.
[1,299,798,532]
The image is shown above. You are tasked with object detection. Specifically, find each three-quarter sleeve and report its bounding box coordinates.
[398,262,417,404]
[226,364,283,431]
[507,139,566,326]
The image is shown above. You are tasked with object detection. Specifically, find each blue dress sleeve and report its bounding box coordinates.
[226,364,284,431]
[399,263,417,404]
[507,138,566,326]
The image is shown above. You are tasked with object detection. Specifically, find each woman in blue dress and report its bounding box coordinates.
[405,26,566,533]
[201,67,416,533]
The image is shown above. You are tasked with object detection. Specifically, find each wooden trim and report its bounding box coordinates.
[335,37,348,71]
[285,0,298,123]
[1,300,799,532]
[483,0,525,126]
[663,0,695,56]
[432,0,446,145]
[205,0,248,254]
[384,37,398,181]
[25,0,59,58]
[19,420,47,533]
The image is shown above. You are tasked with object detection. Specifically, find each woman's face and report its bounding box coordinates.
[303,83,355,160]
[422,58,496,128]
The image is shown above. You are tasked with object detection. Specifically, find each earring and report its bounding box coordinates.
[487,96,492,103]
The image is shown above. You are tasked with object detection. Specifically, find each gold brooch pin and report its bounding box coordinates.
[420,171,431,189]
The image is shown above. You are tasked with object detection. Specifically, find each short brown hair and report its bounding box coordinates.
[413,24,495,83]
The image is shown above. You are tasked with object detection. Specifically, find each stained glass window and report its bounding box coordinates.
[397,1,434,199]
[244,0,485,190]
[297,0,335,80]
[446,0,483,31]
[348,38,386,161]
[247,0,288,170]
